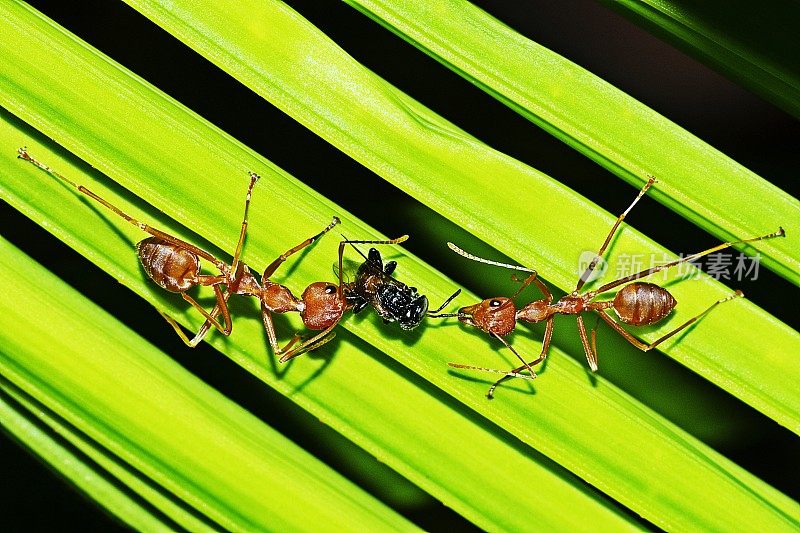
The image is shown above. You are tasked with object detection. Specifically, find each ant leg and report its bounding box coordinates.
[180,286,231,333]
[18,148,230,271]
[447,318,554,398]
[534,277,553,303]
[446,340,537,386]
[263,217,341,279]
[188,276,233,336]
[507,272,540,301]
[279,326,338,363]
[510,273,553,303]
[576,176,656,291]
[493,272,542,313]
[280,334,337,363]
[577,315,599,372]
[337,235,409,293]
[446,243,551,303]
[161,312,205,347]
[261,305,287,357]
[527,318,555,367]
[492,333,536,378]
[278,334,303,354]
[230,172,260,275]
[588,228,785,297]
[590,314,601,362]
[261,305,333,363]
[486,317,554,398]
[159,285,232,347]
[595,290,743,351]
[276,331,335,358]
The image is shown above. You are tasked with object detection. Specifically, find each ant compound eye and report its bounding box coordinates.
[325,284,336,294]
[490,299,502,307]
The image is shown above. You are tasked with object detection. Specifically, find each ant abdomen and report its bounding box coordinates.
[613,282,676,326]
[136,236,199,293]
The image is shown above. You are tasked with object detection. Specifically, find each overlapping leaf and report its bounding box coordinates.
[1,3,798,530]
[0,235,411,531]
[123,0,800,432]
[598,0,800,118]
[342,0,800,283]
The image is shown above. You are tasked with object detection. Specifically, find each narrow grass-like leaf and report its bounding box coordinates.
[598,0,800,118]
[0,379,213,531]
[0,109,635,533]
[342,0,800,284]
[0,384,170,531]
[0,235,412,531]
[122,0,800,431]
[1,4,798,529]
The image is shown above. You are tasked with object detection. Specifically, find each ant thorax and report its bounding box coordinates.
[231,265,261,296]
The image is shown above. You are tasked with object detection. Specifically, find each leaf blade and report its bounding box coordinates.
[0,237,412,530]
[120,0,800,432]
[2,2,798,530]
[343,0,800,284]
[598,0,800,118]
[0,111,636,533]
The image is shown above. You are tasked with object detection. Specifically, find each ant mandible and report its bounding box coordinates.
[432,177,785,398]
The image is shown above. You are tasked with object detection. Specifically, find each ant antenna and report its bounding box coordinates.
[428,312,465,319]
[428,288,462,314]
[341,233,410,267]
[340,233,370,262]
[448,243,534,273]
[347,235,409,246]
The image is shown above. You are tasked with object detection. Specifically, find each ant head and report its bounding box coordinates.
[375,284,429,330]
[301,282,346,330]
[459,297,517,337]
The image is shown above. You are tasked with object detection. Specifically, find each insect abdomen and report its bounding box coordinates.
[613,282,676,326]
[136,237,199,292]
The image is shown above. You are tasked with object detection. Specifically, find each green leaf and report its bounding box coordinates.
[120,0,800,432]
[0,84,635,533]
[0,378,213,531]
[341,0,800,285]
[0,235,412,531]
[0,382,175,531]
[1,2,798,530]
[598,0,800,118]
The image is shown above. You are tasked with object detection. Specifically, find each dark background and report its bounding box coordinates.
[3,0,798,530]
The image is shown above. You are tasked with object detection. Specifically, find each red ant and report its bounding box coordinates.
[431,177,785,398]
[21,148,459,361]
[18,147,257,344]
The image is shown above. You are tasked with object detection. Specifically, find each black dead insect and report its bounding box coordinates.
[341,240,460,331]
